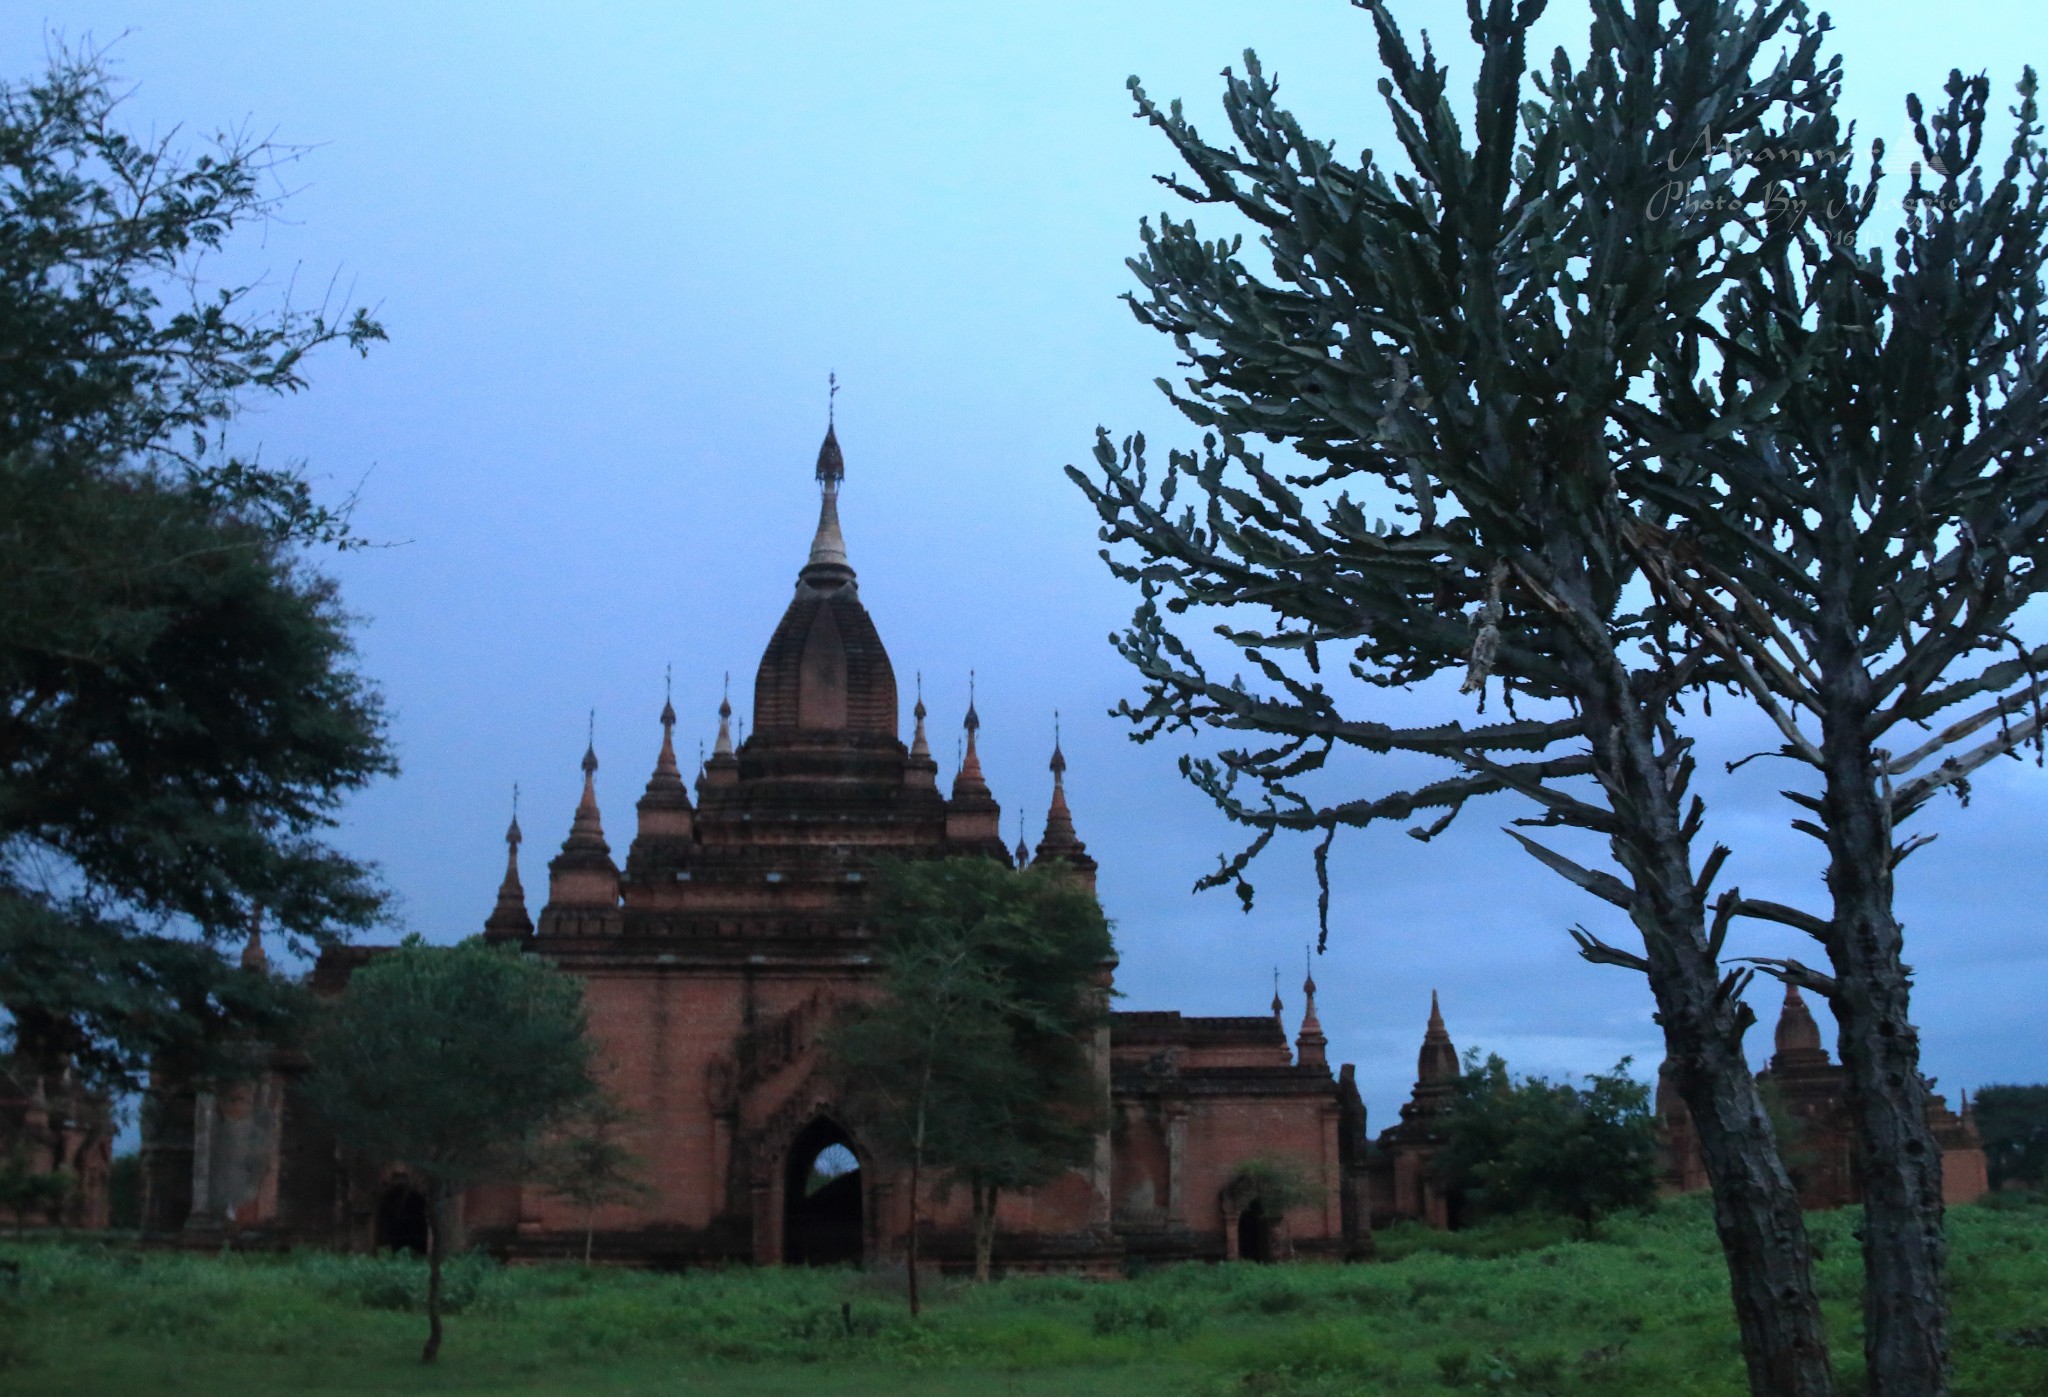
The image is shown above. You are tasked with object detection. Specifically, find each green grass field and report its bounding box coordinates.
[4,1196,2046,1396]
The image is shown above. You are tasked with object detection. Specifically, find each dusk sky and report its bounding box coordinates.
[9,1,2042,1130]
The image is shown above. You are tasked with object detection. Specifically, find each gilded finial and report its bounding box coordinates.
[964,670,980,734]
[582,709,598,775]
[508,782,523,847]
[815,375,845,489]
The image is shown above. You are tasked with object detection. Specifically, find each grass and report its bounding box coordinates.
[2,1195,2045,1395]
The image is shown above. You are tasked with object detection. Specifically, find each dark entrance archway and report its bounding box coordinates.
[784,1118,863,1266]
[375,1184,430,1255]
[1236,1200,1273,1263]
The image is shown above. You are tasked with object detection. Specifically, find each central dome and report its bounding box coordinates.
[750,423,899,740]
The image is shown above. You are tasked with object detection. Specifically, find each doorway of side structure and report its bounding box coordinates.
[1237,1199,1274,1262]
[784,1118,863,1265]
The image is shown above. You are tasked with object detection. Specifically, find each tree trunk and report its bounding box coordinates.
[421,1188,444,1364]
[1661,1003,1834,1397]
[906,1148,922,1318]
[972,1180,998,1284]
[1572,637,1836,1397]
[1819,668,1951,1396]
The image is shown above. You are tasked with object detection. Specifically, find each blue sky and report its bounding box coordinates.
[9,1,2044,1129]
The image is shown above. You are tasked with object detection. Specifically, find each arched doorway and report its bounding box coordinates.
[784,1118,863,1265]
[1236,1199,1273,1263]
[375,1184,430,1255]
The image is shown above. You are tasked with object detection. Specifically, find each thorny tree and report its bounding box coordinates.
[1070,3,1844,1393]
[1624,64,2048,1396]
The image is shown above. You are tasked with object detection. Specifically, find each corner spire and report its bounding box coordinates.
[649,669,684,788]
[629,674,694,865]
[485,783,535,940]
[944,670,1004,850]
[544,726,621,922]
[953,672,989,798]
[1032,710,1096,888]
[1271,967,1284,1023]
[1296,946,1327,1069]
[569,715,605,851]
[910,672,930,759]
[701,674,740,791]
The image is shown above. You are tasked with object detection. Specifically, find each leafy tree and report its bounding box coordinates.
[1072,3,1838,1391]
[1433,1052,1658,1239]
[1974,1086,2048,1192]
[938,865,1110,1286]
[825,859,1111,1306]
[303,938,597,1363]
[1624,62,2048,1395]
[0,47,391,1091]
[538,1093,650,1266]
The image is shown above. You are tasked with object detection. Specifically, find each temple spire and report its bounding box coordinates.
[568,714,605,849]
[701,675,739,791]
[944,671,1003,849]
[1771,982,1830,1069]
[240,909,268,973]
[1296,946,1327,1069]
[910,672,930,758]
[1271,968,1284,1023]
[953,672,989,798]
[1032,710,1096,888]
[629,673,693,865]
[648,668,685,790]
[544,724,620,923]
[485,784,535,940]
[1417,991,1459,1084]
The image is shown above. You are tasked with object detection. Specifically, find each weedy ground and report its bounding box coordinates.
[3,1194,2045,1396]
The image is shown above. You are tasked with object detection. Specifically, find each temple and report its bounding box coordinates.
[1655,984,1988,1211]
[1362,983,1988,1227]
[135,420,1372,1268]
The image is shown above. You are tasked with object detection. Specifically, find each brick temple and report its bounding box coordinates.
[138,422,1374,1268]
